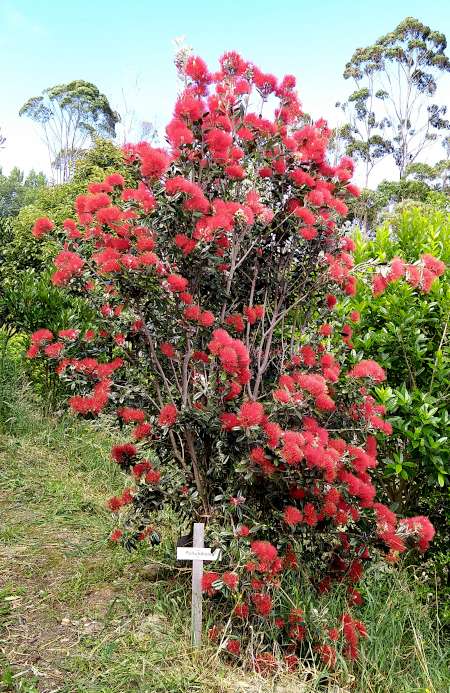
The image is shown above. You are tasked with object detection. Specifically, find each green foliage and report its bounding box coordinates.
[0,140,131,405]
[351,207,449,565]
[0,270,94,335]
[0,167,46,218]
[349,182,450,232]
[73,137,134,185]
[354,206,450,264]
[2,182,80,277]
[1,140,130,282]
[0,268,95,410]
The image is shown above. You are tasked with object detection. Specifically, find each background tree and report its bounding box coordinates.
[405,160,450,193]
[0,167,46,218]
[336,91,392,187]
[19,81,120,183]
[342,17,450,181]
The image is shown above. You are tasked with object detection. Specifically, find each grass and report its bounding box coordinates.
[0,364,449,692]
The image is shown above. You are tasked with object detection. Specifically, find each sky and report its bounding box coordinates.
[1,0,450,187]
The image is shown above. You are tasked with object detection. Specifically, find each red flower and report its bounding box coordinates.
[132,460,152,478]
[184,304,202,321]
[319,323,333,337]
[253,68,277,96]
[326,294,337,309]
[347,359,386,382]
[223,572,239,590]
[317,644,336,668]
[32,217,54,238]
[137,236,156,252]
[105,173,125,187]
[107,496,123,511]
[145,469,161,485]
[251,592,272,616]
[303,503,318,526]
[111,443,138,468]
[158,403,178,426]
[328,627,339,641]
[234,603,249,619]
[225,164,245,179]
[117,407,146,423]
[160,342,176,358]
[125,142,170,179]
[284,654,299,672]
[26,344,39,358]
[225,313,245,333]
[226,639,241,655]
[253,653,278,675]
[219,412,239,430]
[237,525,250,537]
[421,253,445,277]
[185,55,210,82]
[110,529,123,541]
[167,274,188,293]
[52,251,85,285]
[250,540,277,562]
[238,401,264,428]
[44,342,64,358]
[201,571,219,595]
[199,310,215,327]
[220,51,247,76]
[208,625,221,641]
[58,329,79,340]
[283,506,303,527]
[31,328,53,345]
[294,206,315,225]
[166,118,194,147]
[300,226,318,240]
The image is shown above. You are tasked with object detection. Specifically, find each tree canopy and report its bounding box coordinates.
[19,80,120,183]
[339,17,450,182]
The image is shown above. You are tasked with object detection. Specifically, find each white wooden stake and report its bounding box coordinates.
[176,524,220,649]
[191,522,204,648]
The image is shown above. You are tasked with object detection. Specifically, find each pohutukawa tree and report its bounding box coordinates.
[28,51,443,669]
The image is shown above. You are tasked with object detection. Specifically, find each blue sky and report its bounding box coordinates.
[1,0,450,185]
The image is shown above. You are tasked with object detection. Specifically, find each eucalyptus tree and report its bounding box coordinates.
[340,17,450,182]
[20,80,120,183]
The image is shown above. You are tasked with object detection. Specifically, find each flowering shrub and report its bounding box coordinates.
[28,51,441,668]
[348,209,449,614]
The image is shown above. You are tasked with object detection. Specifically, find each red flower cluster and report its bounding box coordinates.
[32,216,54,238]
[208,329,251,400]
[372,254,446,296]
[158,403,178,426]
[347,359,386,382]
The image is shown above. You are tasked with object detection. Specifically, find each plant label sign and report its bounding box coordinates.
[178,523,220,648]
[176,546,221,561]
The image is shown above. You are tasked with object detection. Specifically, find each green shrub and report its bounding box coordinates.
[0,140,133,407]
[350,207,449,603]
